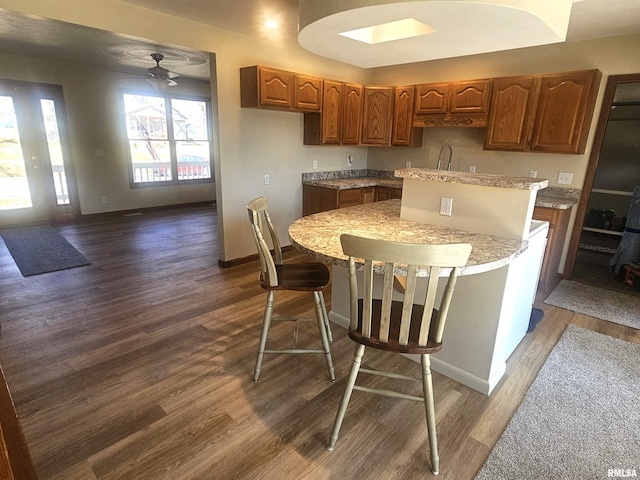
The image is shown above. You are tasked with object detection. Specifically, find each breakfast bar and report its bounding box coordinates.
[291,168,549,395]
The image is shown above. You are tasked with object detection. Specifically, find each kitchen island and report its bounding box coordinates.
[291,168,549,395]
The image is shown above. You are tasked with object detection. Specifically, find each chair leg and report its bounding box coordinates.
[421,354,439,475]
[253,291,275,382]
[327,343,365,450]
[314,291,335,382]
[319,291,333,344]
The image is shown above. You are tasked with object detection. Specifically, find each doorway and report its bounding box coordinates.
[565,73,640,293]
[0,80,78,227]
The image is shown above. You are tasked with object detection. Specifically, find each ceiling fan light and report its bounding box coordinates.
[147,77,169,93]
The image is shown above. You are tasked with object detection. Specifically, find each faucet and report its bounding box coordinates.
[436,143,453,170]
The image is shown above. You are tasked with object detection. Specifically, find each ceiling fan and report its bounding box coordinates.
[146,53,179,92]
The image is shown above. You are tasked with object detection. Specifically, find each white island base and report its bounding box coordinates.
[329,217,547,395]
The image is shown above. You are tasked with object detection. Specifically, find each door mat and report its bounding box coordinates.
[0,225,90,277]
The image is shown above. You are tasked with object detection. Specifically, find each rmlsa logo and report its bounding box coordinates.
[608,469,637,478]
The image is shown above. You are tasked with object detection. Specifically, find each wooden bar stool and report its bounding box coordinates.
[247,196,335,383]
[326,234,471,475]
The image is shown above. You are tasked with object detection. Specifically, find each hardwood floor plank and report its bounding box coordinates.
[0,204,638,479]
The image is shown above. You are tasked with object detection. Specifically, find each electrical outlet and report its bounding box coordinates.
[348,155,353,166]
[264,174,270,185]
[440,197,453,216]
[469,165,476,173]
[312,160,318,169]
[529,170,538,178]
[102,196,108,204]
[557,172,573,185]
[406,161,412,168]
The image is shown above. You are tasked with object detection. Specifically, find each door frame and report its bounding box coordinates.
[0,79,79,225]
[564,73,640,278]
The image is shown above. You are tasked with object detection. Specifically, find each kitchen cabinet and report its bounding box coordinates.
[294,74,322,112]
[361,86,395,145]
[530,70,601,154]
[484,75,540,151]
[533,206,572,293]
[374,186,402,201]
[303,184,398,216]
[240,65,322,112]
[342,83,364,145]
[485,70,601,154]
[303,81,364,145]
[414,79,492,127]
[392,85,423,147]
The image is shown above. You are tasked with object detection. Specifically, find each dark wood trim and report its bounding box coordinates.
[564,73,640,278]
[218,245,297,268]
[0,365,38,480]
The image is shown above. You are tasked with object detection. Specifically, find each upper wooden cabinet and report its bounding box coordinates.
[414,79,492,127]
[530,70,601,154]
[294,74,322,112]
[484,75,540,151]
[240,65,322,112]
[485,69,601,154]
[303,81,362,145]
[342,83,363,145]
[415,82,449,115]
[449,80,492,114]
[392,85,422,147]
[361,86,394,146]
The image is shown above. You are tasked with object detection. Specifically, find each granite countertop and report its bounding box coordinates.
[289,199,527,276]
[302,169,580,209]
[302,169,402,189]
[535,187,581,209]
[395,168,549,191]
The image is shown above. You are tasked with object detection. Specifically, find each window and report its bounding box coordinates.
[122,92,212,185]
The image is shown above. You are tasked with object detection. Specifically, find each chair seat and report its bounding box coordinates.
[260,262,330,291]
[348,299,443,354]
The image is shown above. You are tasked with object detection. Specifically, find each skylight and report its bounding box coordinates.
[339,18,435,45]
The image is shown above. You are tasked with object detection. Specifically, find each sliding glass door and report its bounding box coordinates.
[0,81,77,227]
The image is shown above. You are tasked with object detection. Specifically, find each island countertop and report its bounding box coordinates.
[289,200,528,276]
[394,168,549,190]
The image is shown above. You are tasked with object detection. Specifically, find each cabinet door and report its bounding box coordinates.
[375,187,392,201]
[338,188,362,208]
[259,67,294,109]
[342,83,363,145]
[392,85,422,147]
[449,79,492,114]
[361,187,375,204]
[321,80,343,144]
[361,86,394,145]
[484,75,540,151]
[414,83,449,115]
[294,74,322,112]
[530,70,601,154]
[533,206,571,292]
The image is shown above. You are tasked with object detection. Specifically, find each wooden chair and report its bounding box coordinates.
[247,196,335,382]
[326,233,472,475]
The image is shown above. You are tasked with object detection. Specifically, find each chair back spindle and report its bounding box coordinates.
[341,234,471,349]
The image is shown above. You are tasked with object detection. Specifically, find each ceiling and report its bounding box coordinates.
[0,0,640,80]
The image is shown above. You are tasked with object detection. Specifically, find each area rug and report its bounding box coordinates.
[475,325,640,480]
[544,279,640,330]
[0,225,90,276]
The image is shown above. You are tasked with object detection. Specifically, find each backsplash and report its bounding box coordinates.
[302,169,395,182]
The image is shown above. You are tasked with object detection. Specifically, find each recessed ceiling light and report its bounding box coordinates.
[339,18,434,45]
[265,19,279,29]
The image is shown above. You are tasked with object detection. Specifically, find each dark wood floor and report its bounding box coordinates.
[0,205,638,480]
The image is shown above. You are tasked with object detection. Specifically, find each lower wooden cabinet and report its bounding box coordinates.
[533,206,572,293]
[303,184,399,216]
